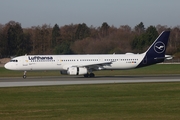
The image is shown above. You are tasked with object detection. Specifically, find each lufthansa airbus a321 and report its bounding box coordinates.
[4,31,172,78]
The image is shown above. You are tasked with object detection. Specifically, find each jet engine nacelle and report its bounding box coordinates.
[67,67,87,75]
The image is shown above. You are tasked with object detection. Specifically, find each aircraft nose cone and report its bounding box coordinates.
[4,63,9,69]
[4,63,12,70]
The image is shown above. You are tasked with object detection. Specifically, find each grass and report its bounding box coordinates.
[0,83,180,119]
[0,64,180,77]
[0,64,180,119]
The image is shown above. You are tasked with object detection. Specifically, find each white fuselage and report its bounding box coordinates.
[4,54,145,71]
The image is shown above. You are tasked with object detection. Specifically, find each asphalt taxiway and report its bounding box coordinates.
[0,75,180,87]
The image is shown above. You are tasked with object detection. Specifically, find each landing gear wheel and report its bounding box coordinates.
[89,73,95,77]
[84,73,89,78]
[84,73,95,78]
[23,75,26,79]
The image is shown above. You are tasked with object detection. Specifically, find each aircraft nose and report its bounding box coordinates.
[4,63,9,69]
[4,63,13,70]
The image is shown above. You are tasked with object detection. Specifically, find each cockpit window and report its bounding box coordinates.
[10,60,18,62]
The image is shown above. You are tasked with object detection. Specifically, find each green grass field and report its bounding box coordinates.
[0,64,180,119]
[1,64,180,77]
[0,83,180,120]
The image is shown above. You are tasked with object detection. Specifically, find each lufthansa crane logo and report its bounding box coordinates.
[154,42,165,53]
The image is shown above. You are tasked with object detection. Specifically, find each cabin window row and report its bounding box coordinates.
[30,60,55,62]
[61,59,99,62]
[104,59,138,61]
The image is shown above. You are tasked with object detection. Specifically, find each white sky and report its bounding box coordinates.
[0,0,180,28]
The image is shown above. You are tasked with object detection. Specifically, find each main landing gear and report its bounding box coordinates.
[23,71,27,79]
[84,73,95,78]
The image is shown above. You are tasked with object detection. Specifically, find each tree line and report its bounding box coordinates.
[0,21,180,58]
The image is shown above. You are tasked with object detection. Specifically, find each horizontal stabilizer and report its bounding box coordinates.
[154,55,173,60]
[165,55,173,60]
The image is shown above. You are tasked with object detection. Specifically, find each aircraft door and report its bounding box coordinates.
[23,57,28,67]
[22,56,32,70]
[57,57,62,66]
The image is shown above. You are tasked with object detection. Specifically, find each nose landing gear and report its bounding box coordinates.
[23,71,27,79]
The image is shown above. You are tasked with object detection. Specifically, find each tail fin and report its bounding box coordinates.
[145,31,170,57]
[137,31,170,67]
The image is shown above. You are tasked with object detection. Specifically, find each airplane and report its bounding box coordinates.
[4,31,172,79]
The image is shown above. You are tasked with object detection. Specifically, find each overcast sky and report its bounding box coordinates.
[0,0,180,28]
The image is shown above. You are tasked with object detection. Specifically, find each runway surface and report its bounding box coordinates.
[0,75,180,87]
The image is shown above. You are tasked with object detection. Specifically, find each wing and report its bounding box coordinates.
[62,61,113,70]
[74,61,113,70]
